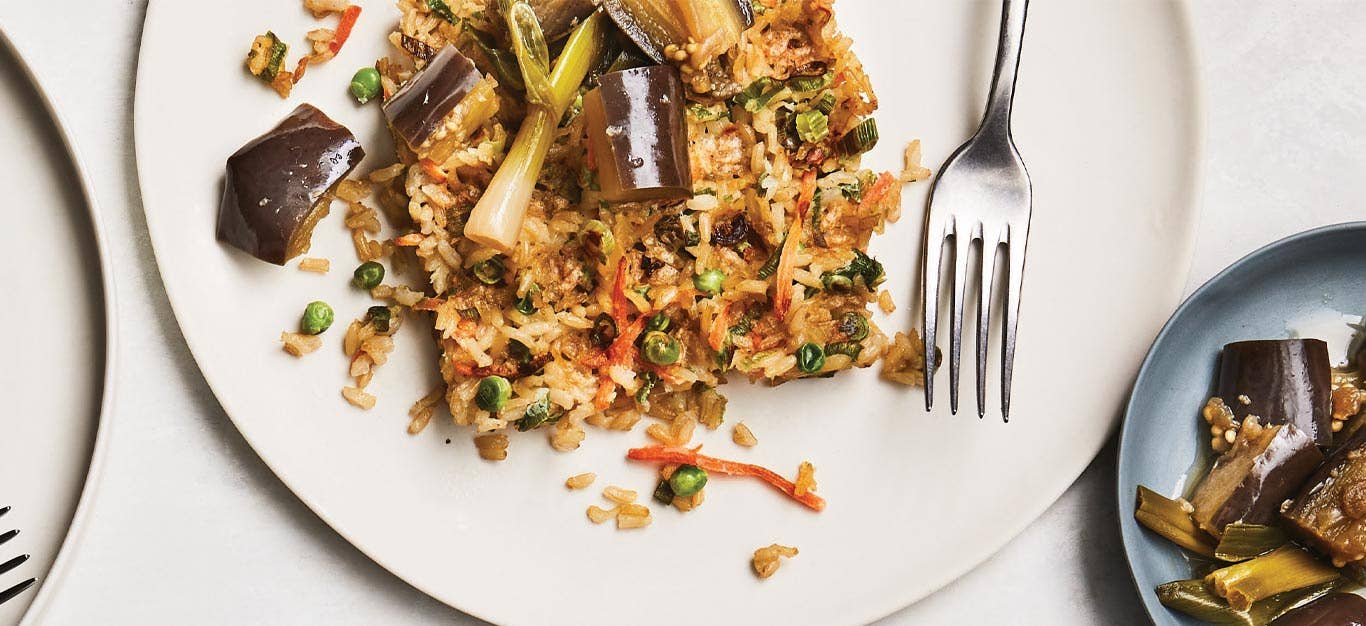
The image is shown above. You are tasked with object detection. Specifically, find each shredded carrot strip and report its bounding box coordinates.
[292,55,311,84]
[707,302,730,351]
[626,446,826,511]
[610,256,631,324]
[412,298,443,311]
[772,170,819,320]
[394,233,424,246]
[860,171,896,208]
[329,5,362,54]
[420,158,447,183]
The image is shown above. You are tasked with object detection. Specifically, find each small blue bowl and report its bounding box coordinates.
[1117,222,1366,624]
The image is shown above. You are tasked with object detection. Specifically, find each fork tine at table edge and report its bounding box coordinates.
[922,215,948,411]
[1001,222,1029,422]
[0,578,36,606]
[977,232,1004,418]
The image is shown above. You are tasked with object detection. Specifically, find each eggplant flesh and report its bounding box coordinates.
[1218,339,1333,448]
[1269,593,1366,626]
[584,65,692,203]
[1189,421,1323,537]
[1283,427,1366,567]
[383,45,484,149]
[600,0,753,64]
[217,103,364,265]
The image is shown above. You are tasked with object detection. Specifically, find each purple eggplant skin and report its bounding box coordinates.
[217,103,365,265]
[500,0,598,42]
[1283,426,1366,567]
[1218,339,1333,448]
[584,65,692,203]
[382,46,483,150]
[1190,423,1324,535]
[1269,593,1366,626]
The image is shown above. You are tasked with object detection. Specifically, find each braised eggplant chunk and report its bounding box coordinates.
[1269,592,1366,626]
[217,103,365,265]
[1283,427,1366,567]
[382,45,484,150]
[1189,418,1323,537]
[1219,340,1333,448]
[601,0,752,66]
[584,65,692,203]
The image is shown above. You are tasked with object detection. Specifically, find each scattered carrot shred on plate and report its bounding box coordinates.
[626,446,826,511]
[329,5,362,54]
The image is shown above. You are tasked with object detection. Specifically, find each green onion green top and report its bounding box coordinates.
[426,0,459,24]
[352,261,385,289]
[300,301,334,335]
[475,376,512,412]
[839,311,869,341]
[668,464,708,497]
[471,256,506,285]
[796,342,826,373]
[825,341,864,359]
[837,117,879,156]
[367,305,393,333]
[645,312,671,333]
[795,110,830,143]
[589,313,617,347]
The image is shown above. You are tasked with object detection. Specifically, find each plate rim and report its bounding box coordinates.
[130,1,1206,623]
[0,27,121,626]
[1114,221,1366,625]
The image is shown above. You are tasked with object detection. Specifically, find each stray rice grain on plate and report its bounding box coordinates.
[752,544,799,579]
[565,472,596,490]
[280,331,323,356]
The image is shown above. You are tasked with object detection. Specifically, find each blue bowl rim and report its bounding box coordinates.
[1115,221,1366,623]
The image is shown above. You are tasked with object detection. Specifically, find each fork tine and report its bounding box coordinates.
[976,231,1002,418]
[0,578,36,606]
[0,529,17,547]
[948,219,976,414]
[0,554,28,577]
[0,507,9,518]
[921,214,948,411]
[1001,222,1030,422]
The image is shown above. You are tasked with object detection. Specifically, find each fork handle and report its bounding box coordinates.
[981,0,1029,138]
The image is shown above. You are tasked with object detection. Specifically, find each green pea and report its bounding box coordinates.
[693,268,726,295]
[645,312,671,333]
[300,301,334,335]
[516,396,559,431]
[471,256,506,285]
[640,331,681,366]
[367,305,392,333]
[515,285,539,315]
[475,376,511,412]
[350,67,382,104]
[796,341,825,373]
[352,261,385,289]
[668,465,708,497]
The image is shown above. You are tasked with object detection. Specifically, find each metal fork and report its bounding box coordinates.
[0,507,35,606]
[922,0,1032,420]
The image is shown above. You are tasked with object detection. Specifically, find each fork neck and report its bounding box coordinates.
[979,0,1028,140]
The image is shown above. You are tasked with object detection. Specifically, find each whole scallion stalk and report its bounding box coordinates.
[1134,485,1217,557]
[464,11,609,251]
[1204,545,1340,611]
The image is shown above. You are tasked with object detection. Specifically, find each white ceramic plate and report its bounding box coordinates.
[0,30,116,626]
[134,2,1200,624]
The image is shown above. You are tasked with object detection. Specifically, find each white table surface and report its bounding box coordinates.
[2,1,1362,624]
